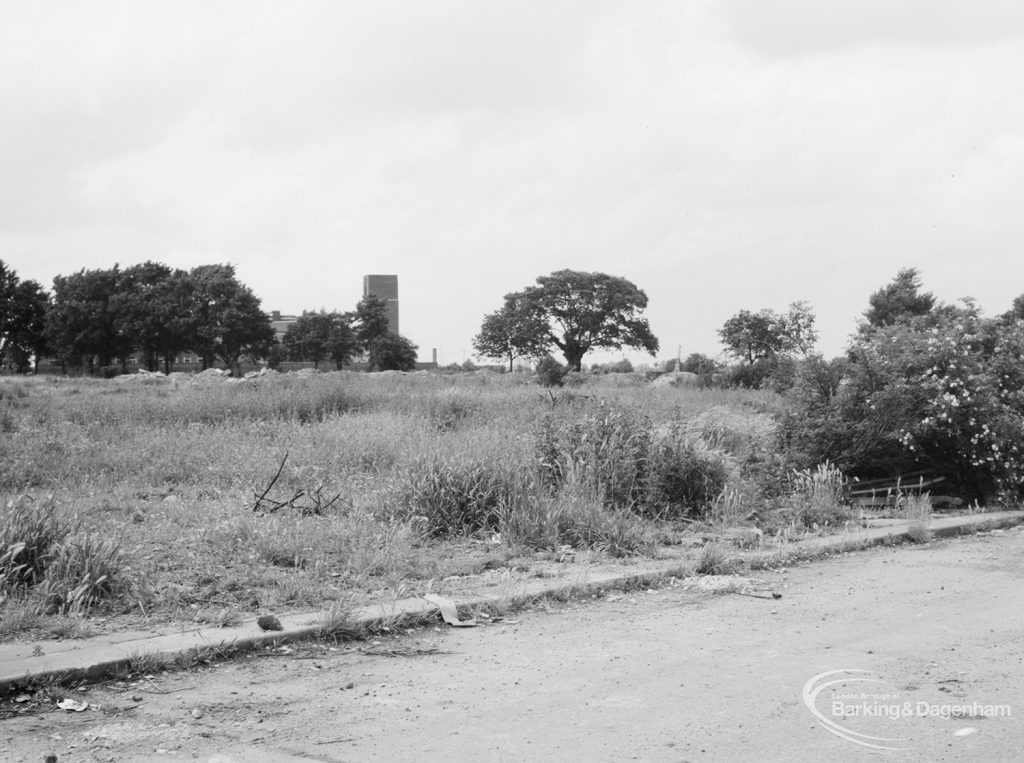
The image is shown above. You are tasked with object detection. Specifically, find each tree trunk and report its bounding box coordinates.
[562,347,585,372]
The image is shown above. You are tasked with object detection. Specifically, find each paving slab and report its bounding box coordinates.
[1,510,1021,693]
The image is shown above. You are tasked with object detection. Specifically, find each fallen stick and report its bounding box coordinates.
[253,452,289,511]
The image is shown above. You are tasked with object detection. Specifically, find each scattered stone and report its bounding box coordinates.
[56,698,89,712]
[257,615,283,631]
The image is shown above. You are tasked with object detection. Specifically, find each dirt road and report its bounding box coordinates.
[3,526,1023,762]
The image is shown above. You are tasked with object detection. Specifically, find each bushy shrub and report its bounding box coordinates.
[646,437,731,518]
[535,356,567,388]
[781,303,1024,503]
[391,455,531,536]
[536,402,734,519]
[726,359,777,389]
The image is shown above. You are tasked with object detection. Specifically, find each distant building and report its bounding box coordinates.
[269,310,299,342]
[363,274,399,335]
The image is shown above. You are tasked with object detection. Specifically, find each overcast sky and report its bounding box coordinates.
[3,1,1023,365]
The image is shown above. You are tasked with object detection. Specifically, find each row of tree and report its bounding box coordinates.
[276,299,418,372]
[0,260,417,375]
[0,261,277,374]
[469,269,821,379]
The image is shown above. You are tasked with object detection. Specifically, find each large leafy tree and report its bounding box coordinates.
[472,295,551,371]
[507,270,658,372]
[283,310,357,369]
[5,279,50,372]
[0,260,16,345]
[0,261,49,372]
[368,333,418,371]
[189,264,274,373]
[354,294,391,348]
[45,266,133,372]
[863,267,935,328]
[112,262,196,373]
[354,294,418,371]
[719,301,818,365]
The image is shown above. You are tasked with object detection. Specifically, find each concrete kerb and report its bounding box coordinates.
[2,510,1022,694]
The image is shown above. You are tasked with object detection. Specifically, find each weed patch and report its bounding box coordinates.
[0,372,851,638]
[903,493,933,543]
[390,454,533,537]
[786,462,850,529]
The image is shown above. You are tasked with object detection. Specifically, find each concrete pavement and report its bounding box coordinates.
[2,510,1021,693]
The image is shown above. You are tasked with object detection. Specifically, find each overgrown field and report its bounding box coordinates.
[0,371,846,640]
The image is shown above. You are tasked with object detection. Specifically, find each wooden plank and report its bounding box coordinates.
[849,476,946,496]
[850,470,936,489]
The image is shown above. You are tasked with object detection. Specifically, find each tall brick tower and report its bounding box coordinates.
[362,275,399,335]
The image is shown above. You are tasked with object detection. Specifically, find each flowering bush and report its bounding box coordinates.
[781,302,1024,503]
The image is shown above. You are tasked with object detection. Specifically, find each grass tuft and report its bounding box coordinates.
[788,462,850,529]
[903,492,933,543]
[694,542,741,575]
[0,495,69,589]
[38,532,126,614]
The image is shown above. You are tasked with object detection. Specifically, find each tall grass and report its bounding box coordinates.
[391,455,532,536]
[903,492,932,543]
[39,532,125,614]
[0,371,785,634]
[0,495,69,588]
[0,494,126,615]
[496,470,653,555]
[788,462,850,528]
[537,402,732,518]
